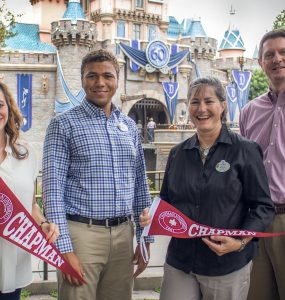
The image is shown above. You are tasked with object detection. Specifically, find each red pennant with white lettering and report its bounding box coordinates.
[140,198,285,262]
[0,177,86,284]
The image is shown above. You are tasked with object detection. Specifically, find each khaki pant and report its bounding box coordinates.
[247,214,285,300]
[160,261,252,300]
[58,220,134,300]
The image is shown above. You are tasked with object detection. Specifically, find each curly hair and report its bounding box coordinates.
[188,76,228,123]
[0,82,28,159]
[81,49,120,79]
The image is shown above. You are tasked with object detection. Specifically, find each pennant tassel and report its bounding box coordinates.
[140,197,161,263]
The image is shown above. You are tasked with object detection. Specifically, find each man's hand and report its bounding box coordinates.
[62,252,85,286]
[133,243,150,278]
[202,236,251,256]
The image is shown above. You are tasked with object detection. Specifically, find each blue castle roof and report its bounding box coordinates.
[3,23,56,53]
[168,17,207,40]
[186,20,207,39]
[219,29,245,50]
[63,0,86,21]
[168,16,181,39]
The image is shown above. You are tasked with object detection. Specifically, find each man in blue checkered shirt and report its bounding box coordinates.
[42,49,153,300]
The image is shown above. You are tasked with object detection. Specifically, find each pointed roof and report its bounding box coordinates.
[168,17,207,40]
[62,0,86,21]
[186,19,207,39]
[253,45,259,59]
[168,16,181,39]
[219,28,245,50]
[3,23,56,53]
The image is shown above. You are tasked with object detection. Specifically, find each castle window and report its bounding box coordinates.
[148,25,156,41]
[117,21,125,38]
[136,0,143,8]
[133,24,141,40]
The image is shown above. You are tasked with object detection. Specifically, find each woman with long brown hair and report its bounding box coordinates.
[0,82,59,300]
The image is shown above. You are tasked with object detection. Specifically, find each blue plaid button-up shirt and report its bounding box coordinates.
[43,98,152,253]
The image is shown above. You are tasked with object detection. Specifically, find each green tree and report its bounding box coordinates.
[273,9,285,29]
[0,0,21,48]
[249,69,269,101]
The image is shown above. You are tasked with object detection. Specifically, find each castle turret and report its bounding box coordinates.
[218,27,245,59]
[51,0,97,104]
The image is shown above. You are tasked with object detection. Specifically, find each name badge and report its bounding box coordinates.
[215,160,230,172]
[117,123,128,132]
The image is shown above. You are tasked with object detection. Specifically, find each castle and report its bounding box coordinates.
[0,0,259,172]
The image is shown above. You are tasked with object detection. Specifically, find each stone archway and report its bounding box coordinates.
[128,98,168,124]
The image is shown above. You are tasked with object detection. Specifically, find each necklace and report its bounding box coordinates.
[199,145,212,162]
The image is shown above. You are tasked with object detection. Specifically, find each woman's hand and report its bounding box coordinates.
[202,236,250,256]
[139,207,151,227]
[41,222,60,244]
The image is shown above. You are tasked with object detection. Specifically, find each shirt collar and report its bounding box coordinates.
[182,124,232,150]
[81,98,121,118]
[268,88,285,105]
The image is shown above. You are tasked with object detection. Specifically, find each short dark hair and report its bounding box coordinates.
[188,76,227,123]
[258,29,285,60]
[81,49,120,79]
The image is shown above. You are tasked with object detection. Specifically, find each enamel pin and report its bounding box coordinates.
[117,123,128,132]
[215,160,230,172]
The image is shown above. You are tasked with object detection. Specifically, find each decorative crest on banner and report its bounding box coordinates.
[17,74,32,132]
[119,40,189,74]
[226,84,238,122]
[162,81,179,123]
[232,70,252,111]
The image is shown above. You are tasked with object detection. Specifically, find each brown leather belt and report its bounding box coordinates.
[66,214,130,227]
[275,204,285,215]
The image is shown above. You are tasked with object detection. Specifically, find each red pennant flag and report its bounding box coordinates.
[140,198,285,262]
[0,177,86,284]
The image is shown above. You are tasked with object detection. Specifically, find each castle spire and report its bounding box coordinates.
[63,0,86,21]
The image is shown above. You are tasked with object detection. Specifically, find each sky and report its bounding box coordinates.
[5,0,285,57]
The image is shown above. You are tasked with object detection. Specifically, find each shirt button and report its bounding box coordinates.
[196,205,199,209]
[278,107,281,110]
[267,160,271,164]
[270,142,274,146]
[274,124,278,127]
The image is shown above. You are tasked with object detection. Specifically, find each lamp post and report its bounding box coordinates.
[238,55,245,71]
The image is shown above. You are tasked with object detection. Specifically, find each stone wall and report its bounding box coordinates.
[0,52,57,164]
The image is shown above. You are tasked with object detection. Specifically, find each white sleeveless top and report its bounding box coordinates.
[0,139,38,293]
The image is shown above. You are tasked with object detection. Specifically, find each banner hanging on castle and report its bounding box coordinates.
[232,70,252,111]
[17,74,32,132]
[162,82,179,123]
[226,84,238,122]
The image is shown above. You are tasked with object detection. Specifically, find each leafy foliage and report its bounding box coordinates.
[0,0,21,47]
[249,69,269,101]
[273,9,285,29]
[20,289,31,299]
